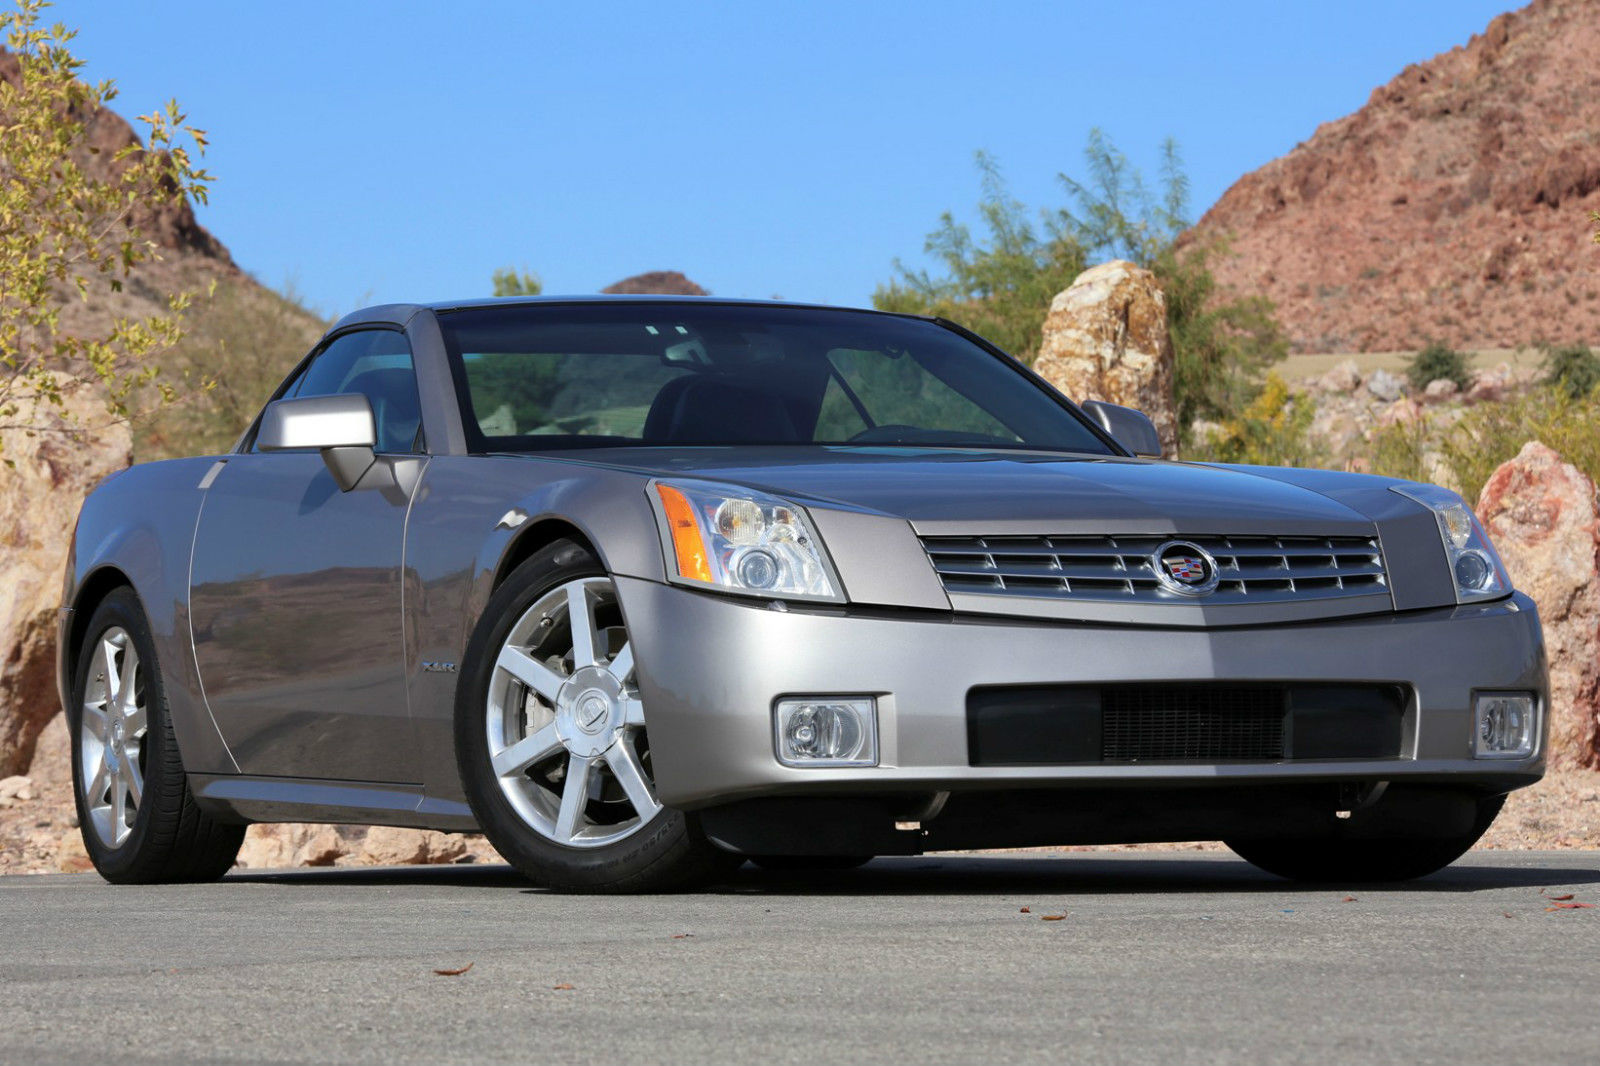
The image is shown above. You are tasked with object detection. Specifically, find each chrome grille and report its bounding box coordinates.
[920,533,1388,605]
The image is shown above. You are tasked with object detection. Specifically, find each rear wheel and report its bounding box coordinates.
[1225,793,1505,882]
[456,540,739,893]
[70,588,244,883]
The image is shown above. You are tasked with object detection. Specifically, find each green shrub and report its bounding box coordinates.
[1188,374,1313,467]
[874,133,1285,435]
[1438,386,1600,502]
[1404,342,1470,391]
[1541,343,1600,399]
[1364,417,1434,486]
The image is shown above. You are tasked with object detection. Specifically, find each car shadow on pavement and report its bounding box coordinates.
[226,851,1600,896]
[710,853,1600,896]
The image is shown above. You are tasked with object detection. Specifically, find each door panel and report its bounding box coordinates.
[189,452,419,782]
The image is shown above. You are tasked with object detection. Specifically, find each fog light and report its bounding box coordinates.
[774,698,877,767]
[1473,693,1536,759]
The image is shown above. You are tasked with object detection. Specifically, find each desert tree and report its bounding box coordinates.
[492,267,542,297]
[0,0,212,453]
[876,132,1285,435]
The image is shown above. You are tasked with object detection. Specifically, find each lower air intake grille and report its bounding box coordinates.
[1101,685,1284,762]
[966,683,1408,766]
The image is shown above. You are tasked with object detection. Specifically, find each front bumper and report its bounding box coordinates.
[619,577,1548,809]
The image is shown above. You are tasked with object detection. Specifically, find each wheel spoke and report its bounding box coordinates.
[81,702,109,743]
[553,755,593,842]
[566,583,600,669]
[123,702,147,738]
[123,757,144,806]
[85,753,111,803]
[96,639,120,701]
[111,777,127,836]
[605,741,660,820]
[621,697,647,728]
[608,641,634,683]
[89,806,115,845]
[116,644,141,711]
[495,645,565,702]
[492,722,563,777]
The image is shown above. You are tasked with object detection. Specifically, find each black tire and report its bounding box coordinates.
[1225,793,1505,883]
[69,587,245,883]
[750,855,874,872]
[456,539,740,893]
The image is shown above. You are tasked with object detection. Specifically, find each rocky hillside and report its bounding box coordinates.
[4,48,226,336]
[0,46,324,785]
[1187,0,1600,353]
[0,47,324,458]
[601,270,708,295]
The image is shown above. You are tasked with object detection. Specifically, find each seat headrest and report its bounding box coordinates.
[643,375,798,444]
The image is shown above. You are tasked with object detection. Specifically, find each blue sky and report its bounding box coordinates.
[60,1,1516,318]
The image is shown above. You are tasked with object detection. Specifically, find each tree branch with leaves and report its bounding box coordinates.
[875,131,1285,439]
[0,0,212,452]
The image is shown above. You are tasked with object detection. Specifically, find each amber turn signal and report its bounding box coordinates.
[655,483,713,583]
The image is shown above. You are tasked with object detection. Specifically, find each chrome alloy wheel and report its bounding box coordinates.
[485,576,661,848]
[79,627,148,848]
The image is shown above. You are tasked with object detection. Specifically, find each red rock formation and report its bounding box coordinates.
[601,271,708,296]
[1186,0,1600,352]
[1476,441,1600,768]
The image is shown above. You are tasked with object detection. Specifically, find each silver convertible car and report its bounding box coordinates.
[59,298,1546,891]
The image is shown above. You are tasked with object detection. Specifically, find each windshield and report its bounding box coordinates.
[437,302,1118,455]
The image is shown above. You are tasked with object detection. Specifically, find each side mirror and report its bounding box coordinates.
[1081,400,1162,458]
[257,393,378,491]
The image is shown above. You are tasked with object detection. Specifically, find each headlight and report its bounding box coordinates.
[651,480,843,602]
[1390,483,1511,602]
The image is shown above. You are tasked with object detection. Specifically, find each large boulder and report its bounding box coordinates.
[233,822,498,870]
[0,387,132,777]
[1033,260,1178,457]
[1476,441,1600,768]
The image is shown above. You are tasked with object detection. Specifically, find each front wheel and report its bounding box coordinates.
[1225,793,1505,883]
[456,540,738,893]
[70,588,245,883]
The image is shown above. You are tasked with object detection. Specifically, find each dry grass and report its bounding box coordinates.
[1278,347,1542,380]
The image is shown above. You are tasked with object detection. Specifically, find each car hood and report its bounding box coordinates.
[542,446,1382,537]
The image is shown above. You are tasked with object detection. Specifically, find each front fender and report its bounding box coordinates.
[402,455,668,804]
[63,456,239,775]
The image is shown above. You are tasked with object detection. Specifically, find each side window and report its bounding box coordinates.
[275,330,424,453]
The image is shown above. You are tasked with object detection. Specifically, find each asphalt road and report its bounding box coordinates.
[2,851,1598,1065]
